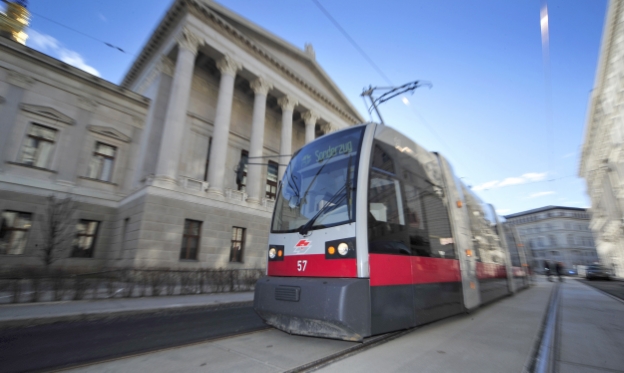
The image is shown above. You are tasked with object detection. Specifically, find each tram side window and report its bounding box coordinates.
[368,142,411,255]
[422,189,455,259]
[505,226,522,267]
[402,183,431,257]
[397,151,454,259]
[368,170,411,255]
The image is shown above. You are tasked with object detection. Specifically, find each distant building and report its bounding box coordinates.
[0,0,362,270]
[580,0,624,278]
[504,206,598,274]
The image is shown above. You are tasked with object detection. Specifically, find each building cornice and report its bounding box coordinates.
[504,205,588,219]
[0,37,149,108]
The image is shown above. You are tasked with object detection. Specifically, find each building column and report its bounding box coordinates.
[155,28,201,185]
[302,110,319,144]
[246,78,272,204]
[133,56,175,187]
[207,55,242,195]
[277,95,298,181]
[321,122,334,135]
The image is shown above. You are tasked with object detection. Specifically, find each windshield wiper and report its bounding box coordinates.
[295,158,330,208]
[298,182,349,236]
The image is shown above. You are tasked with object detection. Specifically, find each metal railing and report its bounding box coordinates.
[0,267,264,304]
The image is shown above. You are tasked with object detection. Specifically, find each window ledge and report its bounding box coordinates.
[179,259,199,262]
[79,176,117,186]
[7,161,57,173]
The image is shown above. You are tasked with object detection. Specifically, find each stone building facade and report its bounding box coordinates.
[0,0,363,270]
[504,206,599,273]
[580,0,624,278]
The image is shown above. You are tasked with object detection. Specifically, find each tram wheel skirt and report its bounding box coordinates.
[253,276,371,342]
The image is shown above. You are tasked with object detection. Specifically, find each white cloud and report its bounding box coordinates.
[472,172,547,191]
[498,177,525,187]
[496,209,510,214]
[562,152,575,158]
[529,191,555,198]
[27,30,100,77]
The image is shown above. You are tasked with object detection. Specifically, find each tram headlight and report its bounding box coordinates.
[268,245,284,261]
[337,242,349,256]
[325,238,356,259]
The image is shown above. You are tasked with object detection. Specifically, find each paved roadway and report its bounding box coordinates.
[579,278,624,300]
[62,280,554,373]
[0,305,267,373]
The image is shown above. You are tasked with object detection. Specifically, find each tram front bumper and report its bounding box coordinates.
[253,276,371,342]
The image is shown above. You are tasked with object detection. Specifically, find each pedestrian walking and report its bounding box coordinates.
[545,260,552,281]
[556,261,564,282]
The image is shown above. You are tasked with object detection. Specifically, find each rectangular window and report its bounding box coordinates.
[548,235,557,247]
[20,124,57,168]
[230,226,245,262]
[0,211,33,255]
[265,160,278,199]
[180,219,201,260]
[203,137,212,182]
[237,150,249,191]
[87,142,117,182]
[71,220,100,258]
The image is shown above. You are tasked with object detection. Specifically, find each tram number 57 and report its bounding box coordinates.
[297,260,308,271]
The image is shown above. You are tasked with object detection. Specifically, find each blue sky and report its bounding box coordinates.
[15,0,607,216]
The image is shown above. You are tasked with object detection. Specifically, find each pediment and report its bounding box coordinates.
[88,125,132,143]
[202,3,363,122]
[21,104,75,125]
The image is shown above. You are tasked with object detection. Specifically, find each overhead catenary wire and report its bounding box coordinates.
[28,10,135,56]
[311,0,393,86]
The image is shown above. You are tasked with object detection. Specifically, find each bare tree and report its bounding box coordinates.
[39,195,76,267]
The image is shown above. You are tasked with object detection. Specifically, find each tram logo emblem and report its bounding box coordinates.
[293,239,311,254]
[302,154,311,166]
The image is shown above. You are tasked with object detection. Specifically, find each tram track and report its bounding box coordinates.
[285,328,416,373]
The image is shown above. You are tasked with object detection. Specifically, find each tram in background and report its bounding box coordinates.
[254,122,530,342]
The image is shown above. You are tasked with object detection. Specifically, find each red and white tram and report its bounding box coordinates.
[254,122,530,341]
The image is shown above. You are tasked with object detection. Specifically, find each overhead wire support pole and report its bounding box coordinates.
[361,80,432,125]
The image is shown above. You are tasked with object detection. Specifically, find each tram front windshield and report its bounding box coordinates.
[271,126,365,233]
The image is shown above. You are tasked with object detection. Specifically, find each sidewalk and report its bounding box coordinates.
[0,291,254,329]
[554,279,624,372]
